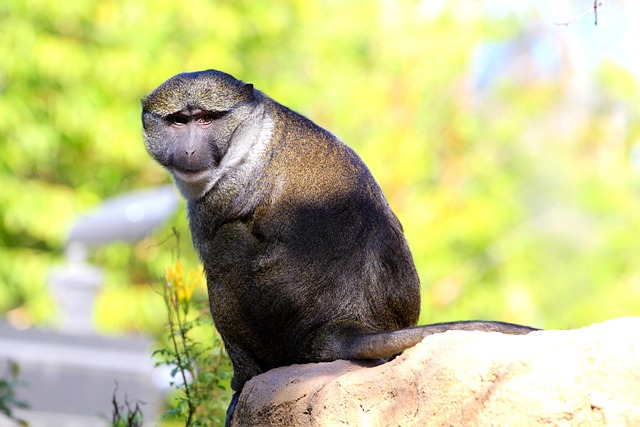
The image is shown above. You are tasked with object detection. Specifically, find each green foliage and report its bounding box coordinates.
[0,362,29,427]
[153,261,231,426]
[1,0,639,347]
[110,389,144,427]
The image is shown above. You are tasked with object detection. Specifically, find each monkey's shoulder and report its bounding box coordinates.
[262,100,376,198]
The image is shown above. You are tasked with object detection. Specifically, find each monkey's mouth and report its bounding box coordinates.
[171,168,216,200]
[173,167,213,184]
[172,164,216,186]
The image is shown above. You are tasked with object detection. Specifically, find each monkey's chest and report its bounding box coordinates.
[196,222,322,355]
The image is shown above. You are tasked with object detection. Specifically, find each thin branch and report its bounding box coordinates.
[163,284,196,426]
[555,1,603,26]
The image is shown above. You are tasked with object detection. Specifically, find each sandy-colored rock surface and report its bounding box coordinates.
[231,317,640,426]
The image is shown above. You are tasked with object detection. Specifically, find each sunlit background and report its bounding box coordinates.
[1,0,639,423]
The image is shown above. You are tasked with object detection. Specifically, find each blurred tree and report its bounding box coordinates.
[1,0,639,335]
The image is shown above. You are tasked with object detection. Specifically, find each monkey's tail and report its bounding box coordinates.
[344,320,538,360]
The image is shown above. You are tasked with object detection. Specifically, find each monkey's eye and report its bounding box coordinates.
[167,114,189,126]
[197,114,216,125]
[197,111,228,125]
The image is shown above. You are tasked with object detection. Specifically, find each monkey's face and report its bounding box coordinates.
[142,70,256,200]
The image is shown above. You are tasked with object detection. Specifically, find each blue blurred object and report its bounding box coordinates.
[67,185,179,253]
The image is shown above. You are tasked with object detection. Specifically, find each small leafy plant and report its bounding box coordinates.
[154,260,232,426]
[110,387,144,427]
[0,361,29,427]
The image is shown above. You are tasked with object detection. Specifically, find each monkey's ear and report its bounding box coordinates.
[242,83,255,101]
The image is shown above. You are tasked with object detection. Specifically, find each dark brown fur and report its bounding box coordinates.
[142,70,537,424]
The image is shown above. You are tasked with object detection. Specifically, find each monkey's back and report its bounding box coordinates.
[193,96,421,371]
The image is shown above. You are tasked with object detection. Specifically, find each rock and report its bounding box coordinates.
[231,317,640,426]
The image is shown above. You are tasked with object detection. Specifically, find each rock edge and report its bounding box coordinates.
[232,317,640,426]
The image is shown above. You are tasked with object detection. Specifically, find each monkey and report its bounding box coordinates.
[142,70,537,425]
